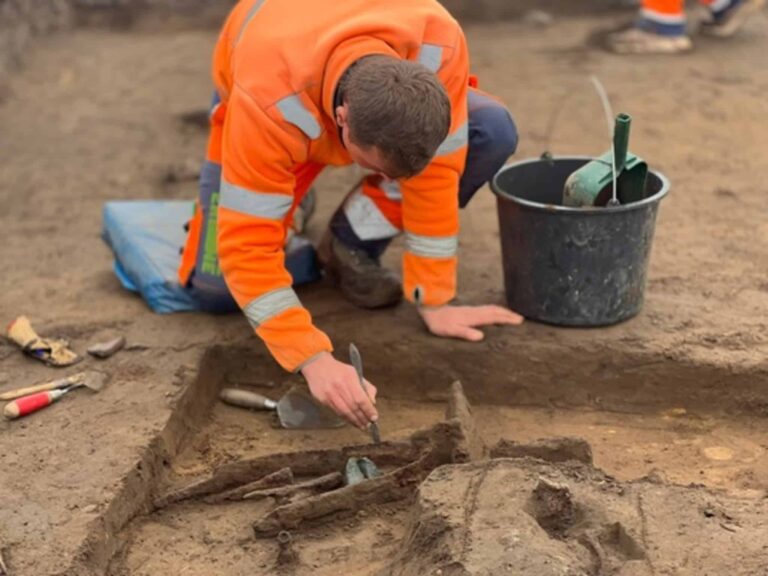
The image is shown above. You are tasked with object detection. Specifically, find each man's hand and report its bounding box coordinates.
[301,352,378,430]
[419,304,524,341]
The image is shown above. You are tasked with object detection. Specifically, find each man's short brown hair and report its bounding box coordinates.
[341,55,451,179]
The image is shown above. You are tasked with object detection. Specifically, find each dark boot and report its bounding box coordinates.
[318,232,402,309]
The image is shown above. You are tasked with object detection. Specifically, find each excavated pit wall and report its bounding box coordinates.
[55,346,225,576]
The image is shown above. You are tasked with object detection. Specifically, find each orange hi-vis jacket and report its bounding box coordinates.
[640,0,728,23]
[639,0,686,22]
[191,0,470,372]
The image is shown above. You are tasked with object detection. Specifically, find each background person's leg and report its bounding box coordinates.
[608,0,693,53]
[637,0,688,35]
[699,0,767,37]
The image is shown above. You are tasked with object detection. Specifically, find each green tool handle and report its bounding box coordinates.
[613,113,631,173]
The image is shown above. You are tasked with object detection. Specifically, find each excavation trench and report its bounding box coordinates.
[61,343,768,576]
[3,7,768,575]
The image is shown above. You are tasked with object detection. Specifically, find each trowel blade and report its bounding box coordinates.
[81,371,109,392]
[276,384,345,429]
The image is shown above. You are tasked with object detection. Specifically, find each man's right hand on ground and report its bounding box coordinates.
[418,304,524,341]
[301,351,378,430]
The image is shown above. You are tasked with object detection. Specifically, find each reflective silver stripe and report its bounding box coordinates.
[418,44,443,72]
[235,0,268,45]
[244,287,302,328]
[405,233,458,258]
[436,121,469,156]
[276,95,322,140]
[380,179,402,201]
[344,190,401,241]
[220,180,292,220]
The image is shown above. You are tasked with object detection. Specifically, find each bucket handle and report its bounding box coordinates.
[539,75,622,206]
[589,76,619,207]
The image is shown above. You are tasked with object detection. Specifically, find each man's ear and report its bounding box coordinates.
[335,104,348,127]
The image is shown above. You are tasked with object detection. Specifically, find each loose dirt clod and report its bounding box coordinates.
[203,467,294,504]
[87,336,126,359]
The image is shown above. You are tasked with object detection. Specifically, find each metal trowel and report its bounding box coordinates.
[219,385,345,429]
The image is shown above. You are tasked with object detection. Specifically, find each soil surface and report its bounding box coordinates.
[0,5,767,576]
[388,458,768,575]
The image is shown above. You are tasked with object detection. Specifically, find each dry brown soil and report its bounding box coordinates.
[0,6,767,576]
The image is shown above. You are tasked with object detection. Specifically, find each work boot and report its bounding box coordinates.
[700,0,766,38]
[607,26,693,54]
[318,232,403,309]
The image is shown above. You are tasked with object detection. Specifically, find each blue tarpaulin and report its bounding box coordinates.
[102,201,320,313]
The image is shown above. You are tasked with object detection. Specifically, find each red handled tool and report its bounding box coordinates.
[2,371,108,420]
[4,388,72,419]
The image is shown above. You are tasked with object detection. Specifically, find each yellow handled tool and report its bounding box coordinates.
[0,372,86,401]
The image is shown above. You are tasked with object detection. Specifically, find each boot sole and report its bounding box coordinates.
[701,0,766,37]
[610,37,693,54]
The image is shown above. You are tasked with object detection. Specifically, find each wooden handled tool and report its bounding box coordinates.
[219,388,277,410]
[219,386,345,429]
[2,372,107,420]
[0,372,86,401]
[4,388,71,419]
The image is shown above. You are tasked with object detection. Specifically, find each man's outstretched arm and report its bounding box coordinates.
[218,85,377,429]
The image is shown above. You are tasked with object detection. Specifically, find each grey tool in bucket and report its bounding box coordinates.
[562,77,648,208]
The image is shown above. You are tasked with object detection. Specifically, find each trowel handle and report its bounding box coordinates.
[0,373,84,400]
[4,389,68,420]
[613,113,631,172]
[219,388,277,411]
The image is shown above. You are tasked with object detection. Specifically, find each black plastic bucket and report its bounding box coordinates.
[491,156,670,327]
